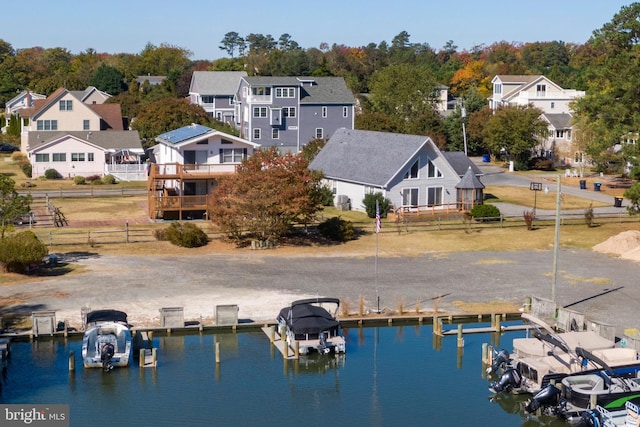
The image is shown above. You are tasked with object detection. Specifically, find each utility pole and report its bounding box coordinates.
[461,105,468,156]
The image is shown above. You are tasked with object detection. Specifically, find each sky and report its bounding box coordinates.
[2,0,635,60]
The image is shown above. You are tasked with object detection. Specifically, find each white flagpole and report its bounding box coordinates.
[375,200,380,313]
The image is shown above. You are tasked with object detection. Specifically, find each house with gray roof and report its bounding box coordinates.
[489,75,584,114]
[3,90,46,133]
[189,71,247,125]
[234,76,355,152]
[309,129,483,213]
[536,112,578,167]
[27,130,143,180]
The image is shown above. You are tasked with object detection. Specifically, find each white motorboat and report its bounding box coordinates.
[81,310,132,371]
[276,298,346,355]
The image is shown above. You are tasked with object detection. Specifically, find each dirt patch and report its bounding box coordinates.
[593,230,640,257]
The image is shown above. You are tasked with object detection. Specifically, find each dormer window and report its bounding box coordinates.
[275,87,295,98]
[536,84,546,97]
[252,87,271,96]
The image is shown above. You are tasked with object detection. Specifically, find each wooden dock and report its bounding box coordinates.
[261,326,297,360]
[136,331,157,367]
[441,324,531,335]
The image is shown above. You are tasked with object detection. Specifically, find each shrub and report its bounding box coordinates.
[85,175,101,183]
[318,185,334,206]
[528,157,555,171]
[73,176,86,185]
[164,222,208,248]
[318,216,356,242]
[0,231,48,273]
[523,210,535,230]
[469,204,501,221]
[152,228,168,241]
[585,204,594,227]
[102,174,116,185]
[21,162,32,178]
[11,152,26,162]
[44,169,61,180]
[363,192,391,218]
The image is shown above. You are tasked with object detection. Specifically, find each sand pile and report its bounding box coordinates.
[593,230,640,261]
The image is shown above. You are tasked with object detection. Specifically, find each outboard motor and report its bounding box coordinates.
[573,409,602,427]
[490,349,511,374]
[525,383,562,413]
[318,332,330,355]
[101,343,115,372]
[489,368,521,393]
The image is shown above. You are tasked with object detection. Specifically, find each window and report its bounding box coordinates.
[272,128,279,139]
[71,153,86,162]
[59,100,72,111]
[283,107,296,118]
[253,107,267,118]
[402,188,419,207]
[201,95,214,103]
[253,128,261,139]
[536,84,546,97]
[88,152,94,162]
[315,128,323,139]
[550,102,555,109]
[83,120,90,130]
[322,107,327,118]
[275,87,295,98]
[221,139,233,144]
[251,87,271,96]
[427,159,442,178]
[556,130,565,138]
[403,160,419,179]
[36,120,58,130]
[494,83,502,94]
[52,153,66,162]
[221,148,245,163]
[343,106,348,118]
[35,153,49,162]
[427,187,443,206]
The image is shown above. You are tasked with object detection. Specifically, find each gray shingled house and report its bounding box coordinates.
[234,76,355,152]
[309,129,484,213]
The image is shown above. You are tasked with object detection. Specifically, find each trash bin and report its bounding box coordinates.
[594,182,602,191]
[614,197,623,208]
[579,180,586,190]
[482,154,490,163]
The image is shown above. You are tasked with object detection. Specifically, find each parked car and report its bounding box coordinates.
[0,142,19,153]
[14,212,35,225]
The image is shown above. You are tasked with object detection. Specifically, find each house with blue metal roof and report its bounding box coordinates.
[148,123,260,220]
[234,76,355,152]
[309,129,483,213]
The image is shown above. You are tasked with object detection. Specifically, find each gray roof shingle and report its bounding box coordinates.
[28,130,142,151]
[242,76,355,104]
[191,71,247,95]
[309,129,430,187]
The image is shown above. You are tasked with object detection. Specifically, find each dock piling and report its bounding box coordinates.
[68,350,75,371]
[215,342,220,364]
[457,324,464,348]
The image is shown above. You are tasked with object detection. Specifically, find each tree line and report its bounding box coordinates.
[1,4,640,174]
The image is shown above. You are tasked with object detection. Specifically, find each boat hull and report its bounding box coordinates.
[81,322,132,369]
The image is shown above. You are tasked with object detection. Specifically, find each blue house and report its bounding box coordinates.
[309,129,484,213]
[234,76,355,152]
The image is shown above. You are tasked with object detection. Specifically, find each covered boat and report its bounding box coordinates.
[81,310,132,371]
[276,298,346,355]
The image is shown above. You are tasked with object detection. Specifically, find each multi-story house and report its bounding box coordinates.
[18,87,144,179]
[489,75,584,114]
[3,90,46,133]
[148,123,259,221]
[189,71,247,125]
[234,76,355,152]
[489,75,586,168]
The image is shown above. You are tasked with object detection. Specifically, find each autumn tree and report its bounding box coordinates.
[481,105,549,170]
[131,98,211,146]
[208,148,323,244]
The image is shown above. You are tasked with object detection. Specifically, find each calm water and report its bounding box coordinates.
[0,324,567,426]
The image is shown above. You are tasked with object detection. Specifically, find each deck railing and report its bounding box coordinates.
[150,163,237,178]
